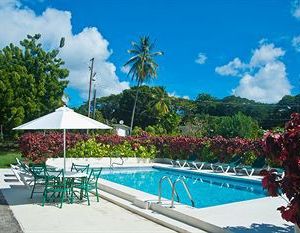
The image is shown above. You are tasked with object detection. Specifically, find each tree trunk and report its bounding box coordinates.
[130,87,140,135]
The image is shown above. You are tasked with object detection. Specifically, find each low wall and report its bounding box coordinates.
[46,157,155,170]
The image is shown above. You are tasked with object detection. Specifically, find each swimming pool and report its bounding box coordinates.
[101,166,266,208]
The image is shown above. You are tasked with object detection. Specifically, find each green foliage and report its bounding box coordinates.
[0,151,21,168]
[142,113,181,136]
[131,126,145,136]
[271,127,284,134]
[145,125,167,135]
[242,151,257,165]
[198,142,215,162]
[179,117,208,137]
[95,86,172,128]
[151,87,170,116]
[158,113,181,134]
[68,138,158,159]
[213,112,260,138]
[0,34,69,138]
[195,93,219,115]
[76,84,300,136]
[170,97,196,122]
[68,139,111,158]
[112,141,135,157]
[75,105,105,123]
[194,95,276,128]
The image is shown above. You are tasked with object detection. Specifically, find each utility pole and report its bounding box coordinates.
[92,84,97,119]
[87,58,96,118]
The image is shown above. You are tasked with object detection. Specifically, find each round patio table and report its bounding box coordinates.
[63,171,88,178]
[47,171,88,202]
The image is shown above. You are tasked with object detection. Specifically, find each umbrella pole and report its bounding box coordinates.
[63,129,66,171]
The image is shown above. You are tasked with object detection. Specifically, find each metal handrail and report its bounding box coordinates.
[109,156,124,169]
[171,178,195,208]
[158,176,179,204]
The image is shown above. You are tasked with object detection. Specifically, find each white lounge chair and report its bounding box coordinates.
[10,164,33,189]
[211,156,242,173]
[233,156,267,176]
[170,158,186,168]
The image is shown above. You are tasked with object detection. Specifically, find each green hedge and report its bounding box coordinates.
[68,139,157,159]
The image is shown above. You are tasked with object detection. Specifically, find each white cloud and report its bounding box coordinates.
[0,0,129,100]
[292,36,300,52]
[233,62,291,103]
[215,43,291,103]
[168,92,177,97]
[250,43,285,67]
[292,0,300,19]
[215,58,246,76]
[0,0,19,8]
[195,53,207,64]
[121,65,130,74]
[168,92,190,100]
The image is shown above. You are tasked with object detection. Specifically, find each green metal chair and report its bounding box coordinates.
[73,168,102,205]
[42,168,72,208]
[29,164,46,199]
[71,163,90,173]
[70,163,90,191]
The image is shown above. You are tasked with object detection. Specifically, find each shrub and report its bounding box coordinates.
[262,113,300,227]
[205,112,260,139]
[19,132,89,162]
[198,142,215,162]
[68,139,157,159]
[19,132,263,163]
[208,136,263,162]
[68,139,111,158]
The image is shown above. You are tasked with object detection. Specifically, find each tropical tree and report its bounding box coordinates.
[124,36,163,134]
[151,87,170,116]
[0,34,69,138]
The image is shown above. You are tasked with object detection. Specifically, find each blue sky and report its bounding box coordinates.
[1,0,300,106]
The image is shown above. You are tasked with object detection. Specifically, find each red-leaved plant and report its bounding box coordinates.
[20,132,263,164]
[262,113,300,227]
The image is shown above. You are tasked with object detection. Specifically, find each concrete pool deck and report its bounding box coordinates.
[0,169,175,233]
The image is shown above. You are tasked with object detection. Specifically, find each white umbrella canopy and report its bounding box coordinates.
[13,106,111,130]
[13,106,112,170]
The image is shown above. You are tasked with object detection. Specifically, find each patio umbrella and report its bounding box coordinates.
[13,106,112,170]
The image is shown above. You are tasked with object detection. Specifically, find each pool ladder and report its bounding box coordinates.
[158,176,195,208]
[109,156,124,169]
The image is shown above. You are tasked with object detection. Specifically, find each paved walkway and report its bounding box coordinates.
[0,169,174,233]
[0,190,23,233]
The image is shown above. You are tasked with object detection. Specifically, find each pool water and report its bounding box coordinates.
[101,167,266,208]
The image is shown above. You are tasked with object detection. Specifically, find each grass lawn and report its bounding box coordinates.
[0,151,21,168]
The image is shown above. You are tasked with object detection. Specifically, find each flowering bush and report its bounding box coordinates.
[19,132,89,163]
[262,113,300,227]
[19,132,263,163]
[208,136,263,163]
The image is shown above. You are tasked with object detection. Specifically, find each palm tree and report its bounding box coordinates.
[124,36,163,133]
[151,87,170,116]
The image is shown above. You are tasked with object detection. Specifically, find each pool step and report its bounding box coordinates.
[98,190,208,233]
